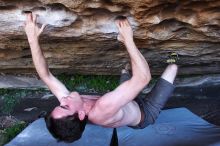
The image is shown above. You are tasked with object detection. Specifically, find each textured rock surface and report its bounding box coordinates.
[0,0,219,75]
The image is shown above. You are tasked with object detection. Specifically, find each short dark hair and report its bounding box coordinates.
[45,113,87,143]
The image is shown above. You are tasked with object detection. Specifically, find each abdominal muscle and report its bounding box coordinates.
[101,101,142,128]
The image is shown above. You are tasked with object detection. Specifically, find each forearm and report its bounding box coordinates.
[24,13,70,100]
[29,39,50,79]
[95,39,152,115]
[124,39,151,83]
[29,39,70,100]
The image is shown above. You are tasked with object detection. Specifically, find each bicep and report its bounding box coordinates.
[106,79,143,108]
[43,73,70,101]
[92,78,145,118]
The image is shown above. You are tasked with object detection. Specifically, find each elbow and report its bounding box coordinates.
[141,73,151,85]
[145,69,152,84]
[136,68,151,85]
[39,74,49,81]
[132,73,151,87]
[146,74,151,84]
[38,70,51,81]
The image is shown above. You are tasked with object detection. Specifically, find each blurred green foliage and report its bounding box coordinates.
[1,122,27,145]
[57,74,119,93]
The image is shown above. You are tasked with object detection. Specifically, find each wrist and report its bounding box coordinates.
[28,37,39,44]
[124,38,134,45]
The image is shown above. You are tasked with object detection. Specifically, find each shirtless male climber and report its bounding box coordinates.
[24,13,178,143]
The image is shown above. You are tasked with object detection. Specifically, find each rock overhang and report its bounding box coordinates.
[0,0,219,75]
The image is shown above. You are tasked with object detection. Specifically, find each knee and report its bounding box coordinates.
[167,64,178,72]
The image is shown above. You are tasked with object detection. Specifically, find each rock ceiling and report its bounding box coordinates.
[0,0,219,75]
